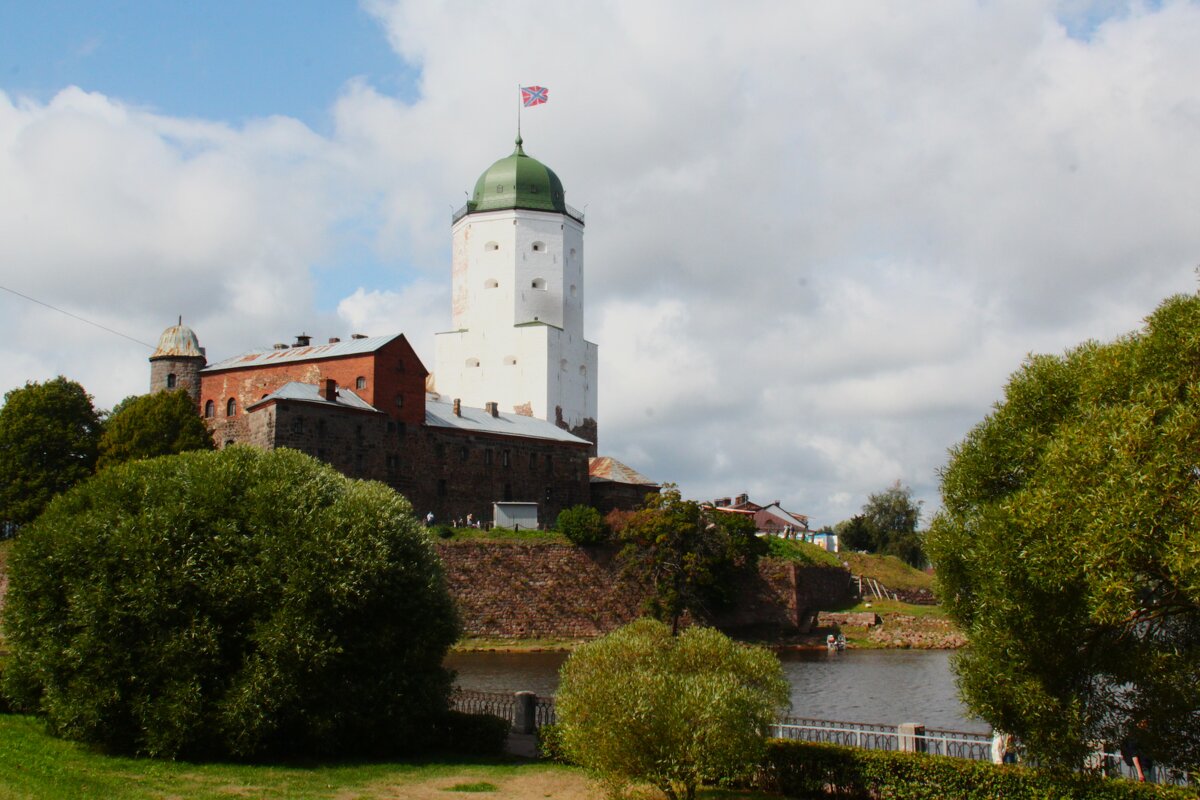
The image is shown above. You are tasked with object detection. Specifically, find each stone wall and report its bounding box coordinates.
[436,541,857,639]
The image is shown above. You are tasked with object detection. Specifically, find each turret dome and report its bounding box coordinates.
[467,137,568,216]
[151,320,203,359]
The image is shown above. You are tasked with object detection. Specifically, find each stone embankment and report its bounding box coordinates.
[817,610,965,649]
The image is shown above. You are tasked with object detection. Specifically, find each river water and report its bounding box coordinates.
[446,648,989,733]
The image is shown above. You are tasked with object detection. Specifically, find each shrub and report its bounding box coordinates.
[556,618,790,800]
[764,740,1196,800]
[1,447,460,758]
[435,524,455,539]
[556,505,609,545]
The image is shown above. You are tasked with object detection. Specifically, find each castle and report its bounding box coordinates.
[148,138,656,525]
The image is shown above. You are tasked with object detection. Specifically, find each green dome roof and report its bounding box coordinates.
[467,137,567,215]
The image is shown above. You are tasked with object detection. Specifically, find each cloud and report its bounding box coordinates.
[3,1,1200,527]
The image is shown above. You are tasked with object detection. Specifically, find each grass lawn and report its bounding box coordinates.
[840,552,933,593]
[433,526,572,545]
[764,537,843,568]
[0,715,773,800]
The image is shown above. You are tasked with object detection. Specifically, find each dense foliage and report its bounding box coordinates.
[97,390,214,469]
[0,377,101,524]
[556,619,789,800]
[618,486,766,633]
[927,293,1200,770]
[765,740,1194,800]
[2,447,460,758]
[556,504,609,545]
[836,482,925,566]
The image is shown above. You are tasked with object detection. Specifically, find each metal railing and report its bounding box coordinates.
[451,688,517,722]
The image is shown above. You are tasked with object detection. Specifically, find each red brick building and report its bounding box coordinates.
[150,326,593,525]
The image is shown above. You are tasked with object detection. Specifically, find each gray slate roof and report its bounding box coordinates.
[203,334,402,373]
[247,382,381,413]
[424,395,589,445]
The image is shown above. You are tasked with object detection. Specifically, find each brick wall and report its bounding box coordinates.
[436,541,857,639]
[246,398,591,527]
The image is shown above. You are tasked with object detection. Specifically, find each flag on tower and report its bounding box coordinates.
[521,86,549,107]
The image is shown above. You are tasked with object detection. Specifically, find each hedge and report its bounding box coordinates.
[764,740,1197,799]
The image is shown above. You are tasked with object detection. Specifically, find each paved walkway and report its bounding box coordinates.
[505,732,539,758]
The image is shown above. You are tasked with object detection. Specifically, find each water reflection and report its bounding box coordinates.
[446,648,988,733]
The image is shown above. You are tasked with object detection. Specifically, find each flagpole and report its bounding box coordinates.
[517,83,521,139]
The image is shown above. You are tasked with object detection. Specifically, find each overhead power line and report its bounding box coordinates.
[0,284,156,349]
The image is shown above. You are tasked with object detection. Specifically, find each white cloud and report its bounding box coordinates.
[4,1,1200,526]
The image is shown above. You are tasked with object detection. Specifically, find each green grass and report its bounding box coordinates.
[453,636,587,652]
[0,714,572,800]
[0,714,782,799]
[841,551,934,592]
[842,597,949,620]
[764,536,843,568]
[433,526,571,545]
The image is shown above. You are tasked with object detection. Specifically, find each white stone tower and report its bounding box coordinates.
[435,137,598,448]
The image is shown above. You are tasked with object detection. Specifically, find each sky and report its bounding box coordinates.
[1,0,1198,528]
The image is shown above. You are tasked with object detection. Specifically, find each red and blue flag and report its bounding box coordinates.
[521,86,549,107]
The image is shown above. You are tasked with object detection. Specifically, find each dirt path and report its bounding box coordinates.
[347,770,598,799]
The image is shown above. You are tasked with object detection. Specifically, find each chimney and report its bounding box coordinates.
[736,493,749,506]
[273,343,288,350]
[294,333,312,347]
[453,398,462,417]
[328,337,341,344]
[323,379,337,402]
[351,333,368,340]
[715,497,731,508]
[485,401,499,417]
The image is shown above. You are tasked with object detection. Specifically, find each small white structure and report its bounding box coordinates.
[435,137,598,446]
[493,501,539,531]
[810,530,839,553]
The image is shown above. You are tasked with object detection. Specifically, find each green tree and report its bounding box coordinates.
[556,618,789,800]
[0,377,101,524]
[556,504,609,545]
[927,292,1200,770]
[2,446,460,758]
[837,483,925,566]
[835,514,872,551]
[618,486,765,634]
[97,390,213,469]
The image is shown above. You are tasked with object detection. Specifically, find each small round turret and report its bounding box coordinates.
[149,318,206,404]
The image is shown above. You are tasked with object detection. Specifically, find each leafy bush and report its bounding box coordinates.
[97,389,214,469]
[765,740,1195,800]
[556,505,609,545]
[2,446,460,758]
[434,523,455,539]
[556,618,790,800]
[430,710,510,756]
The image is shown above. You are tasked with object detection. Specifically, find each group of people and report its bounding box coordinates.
[424,512,483,529]
[990,730,1155,783]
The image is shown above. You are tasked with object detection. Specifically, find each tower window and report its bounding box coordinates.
[356,376,366,390]
[484,278,499,289]
[485,241,499,252]
[531,278,546,290]
[570,284,577,298]
[204,400,214,418]
[580,365,588,377]
[502,450,511,468]
[166,373,176,389]
[226,398,237,417]
[485,449,493,466]
[395,394,404,408]
[466,358,480,368]
[503,356,517,366]
[531,241,545,252]
[495,185,504,193]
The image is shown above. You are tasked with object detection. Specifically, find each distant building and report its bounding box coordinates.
[588,457,659,515]
[710,493,812,538]
[148,137,651,525]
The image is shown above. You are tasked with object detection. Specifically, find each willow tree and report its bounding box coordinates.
[928,293,1200,770]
